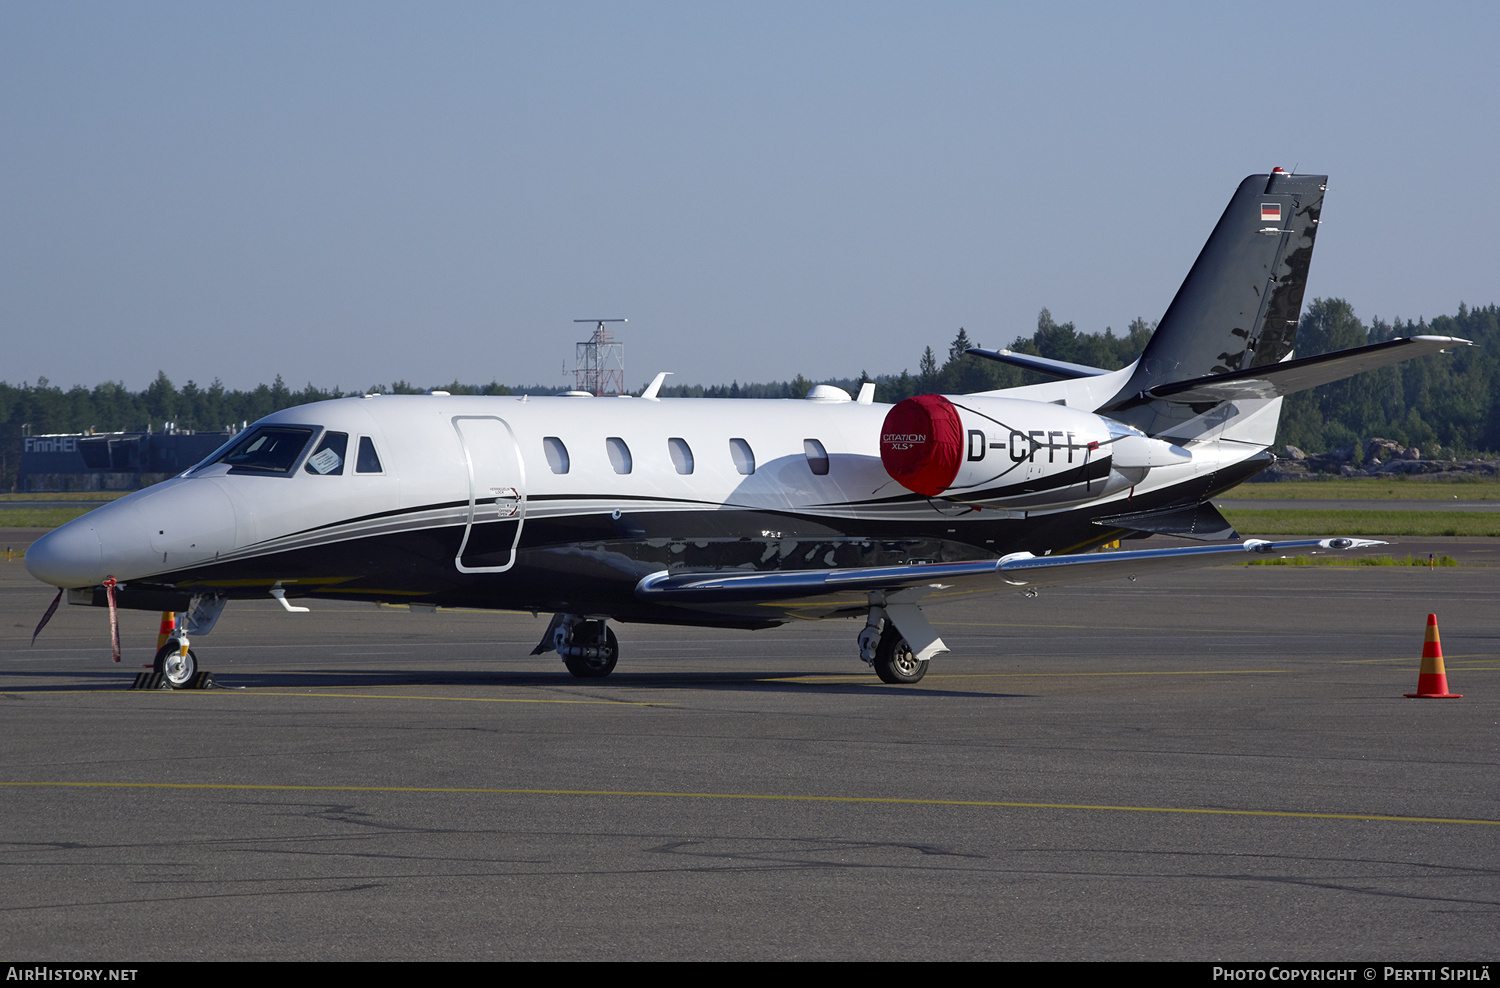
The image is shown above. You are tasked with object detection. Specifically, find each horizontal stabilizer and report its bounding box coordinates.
[635,537,1384,603]
[1093,501,1238,541]
[1138,336,1472,405]
[965,347,1111,379]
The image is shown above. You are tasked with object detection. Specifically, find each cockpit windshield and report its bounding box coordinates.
[205,426,316,475]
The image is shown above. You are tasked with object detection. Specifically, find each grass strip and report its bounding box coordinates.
[0,509,93,529]
[0,491,129,502]
[1225,478,1500,501]
[1246,553,1458,566]
[1223,508,1500,537]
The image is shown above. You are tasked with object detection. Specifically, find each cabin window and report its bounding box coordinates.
[606,437,633,474]
[729,438,755,475]
[803,438,830,476]
[668,437,694,475]
[212,425,315,476]
[355,436,383,473]
[543,436,570,474]
[304,432,348,475]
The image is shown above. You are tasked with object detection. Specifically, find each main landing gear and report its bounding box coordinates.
[534,614,620,679]
[532,603,942,685]
[873,632,926,685]
[858,617,926,684]
[858,597,946,685]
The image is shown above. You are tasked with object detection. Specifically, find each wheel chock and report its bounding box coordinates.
[188,670,216,690]
[1405,613,1462,698]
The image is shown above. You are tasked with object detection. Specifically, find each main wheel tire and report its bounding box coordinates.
[562,627,619,679]
[873,633,926,685]
[153,641,198,688]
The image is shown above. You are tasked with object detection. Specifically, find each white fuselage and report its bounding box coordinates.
[24,389,1268,625]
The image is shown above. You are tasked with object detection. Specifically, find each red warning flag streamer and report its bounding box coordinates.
[104,577,121,664]
[31,588,62,646]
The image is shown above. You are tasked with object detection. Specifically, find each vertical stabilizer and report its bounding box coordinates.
[1102,171,1325,435]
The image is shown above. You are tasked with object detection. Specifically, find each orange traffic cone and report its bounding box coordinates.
[155,611,177,650]
[1405,613,1462,698]
[146,611,177,668]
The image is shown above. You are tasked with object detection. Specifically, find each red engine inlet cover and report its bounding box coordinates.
[880,394,964,496]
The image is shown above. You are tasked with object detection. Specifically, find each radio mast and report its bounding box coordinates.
[572,319,627,396]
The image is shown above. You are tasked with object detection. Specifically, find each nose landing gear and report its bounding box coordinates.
[534,614,620,679]
[153,638,198,687]
[133,594,226,690]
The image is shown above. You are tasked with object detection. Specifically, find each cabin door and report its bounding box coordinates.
[452,416,526,573]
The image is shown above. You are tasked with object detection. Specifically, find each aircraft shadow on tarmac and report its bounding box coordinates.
[0,666,1026,698]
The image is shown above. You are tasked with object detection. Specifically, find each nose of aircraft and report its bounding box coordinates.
[24,479,239,590]
[25,518,106,588]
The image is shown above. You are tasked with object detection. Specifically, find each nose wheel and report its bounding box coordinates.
[153,640,198,688]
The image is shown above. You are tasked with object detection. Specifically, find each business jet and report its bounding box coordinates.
[25,170,1470,686]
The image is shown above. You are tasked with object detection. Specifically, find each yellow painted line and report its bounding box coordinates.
[3,780,1495,827]
[0,688,666,706]
[764,670,1287,683]
[1340,654,1491,664]
[937,619,1414,639]
[247,691,669,706]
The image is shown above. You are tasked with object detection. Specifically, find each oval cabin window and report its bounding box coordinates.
[543,437,570,474]
[606,437,633,475]
[668,437,694,475]
[729,438,755,475]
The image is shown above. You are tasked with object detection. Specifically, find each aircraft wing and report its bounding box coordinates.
[635,538,1385,604]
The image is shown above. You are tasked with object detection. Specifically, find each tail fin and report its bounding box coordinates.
[1102,171,1325,431]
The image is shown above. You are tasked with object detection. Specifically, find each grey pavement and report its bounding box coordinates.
[0,535,1496,960]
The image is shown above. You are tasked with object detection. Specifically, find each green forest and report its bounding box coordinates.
[3,298,1496,490]
[662,299,1500,461]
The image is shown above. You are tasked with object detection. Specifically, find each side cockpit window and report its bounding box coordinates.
[304,432,348,475]
[356,436,384,474]
[211,426,315,476]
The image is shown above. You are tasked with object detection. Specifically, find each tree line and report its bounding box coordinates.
[661,299,1500,460]
[3,298,1496,489]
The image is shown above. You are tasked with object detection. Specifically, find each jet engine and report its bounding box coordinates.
[878,394,1189,506]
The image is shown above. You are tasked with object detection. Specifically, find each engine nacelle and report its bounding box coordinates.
[879,394,1188,506]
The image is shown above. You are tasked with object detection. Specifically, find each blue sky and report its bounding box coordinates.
[3,1,1496,393]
